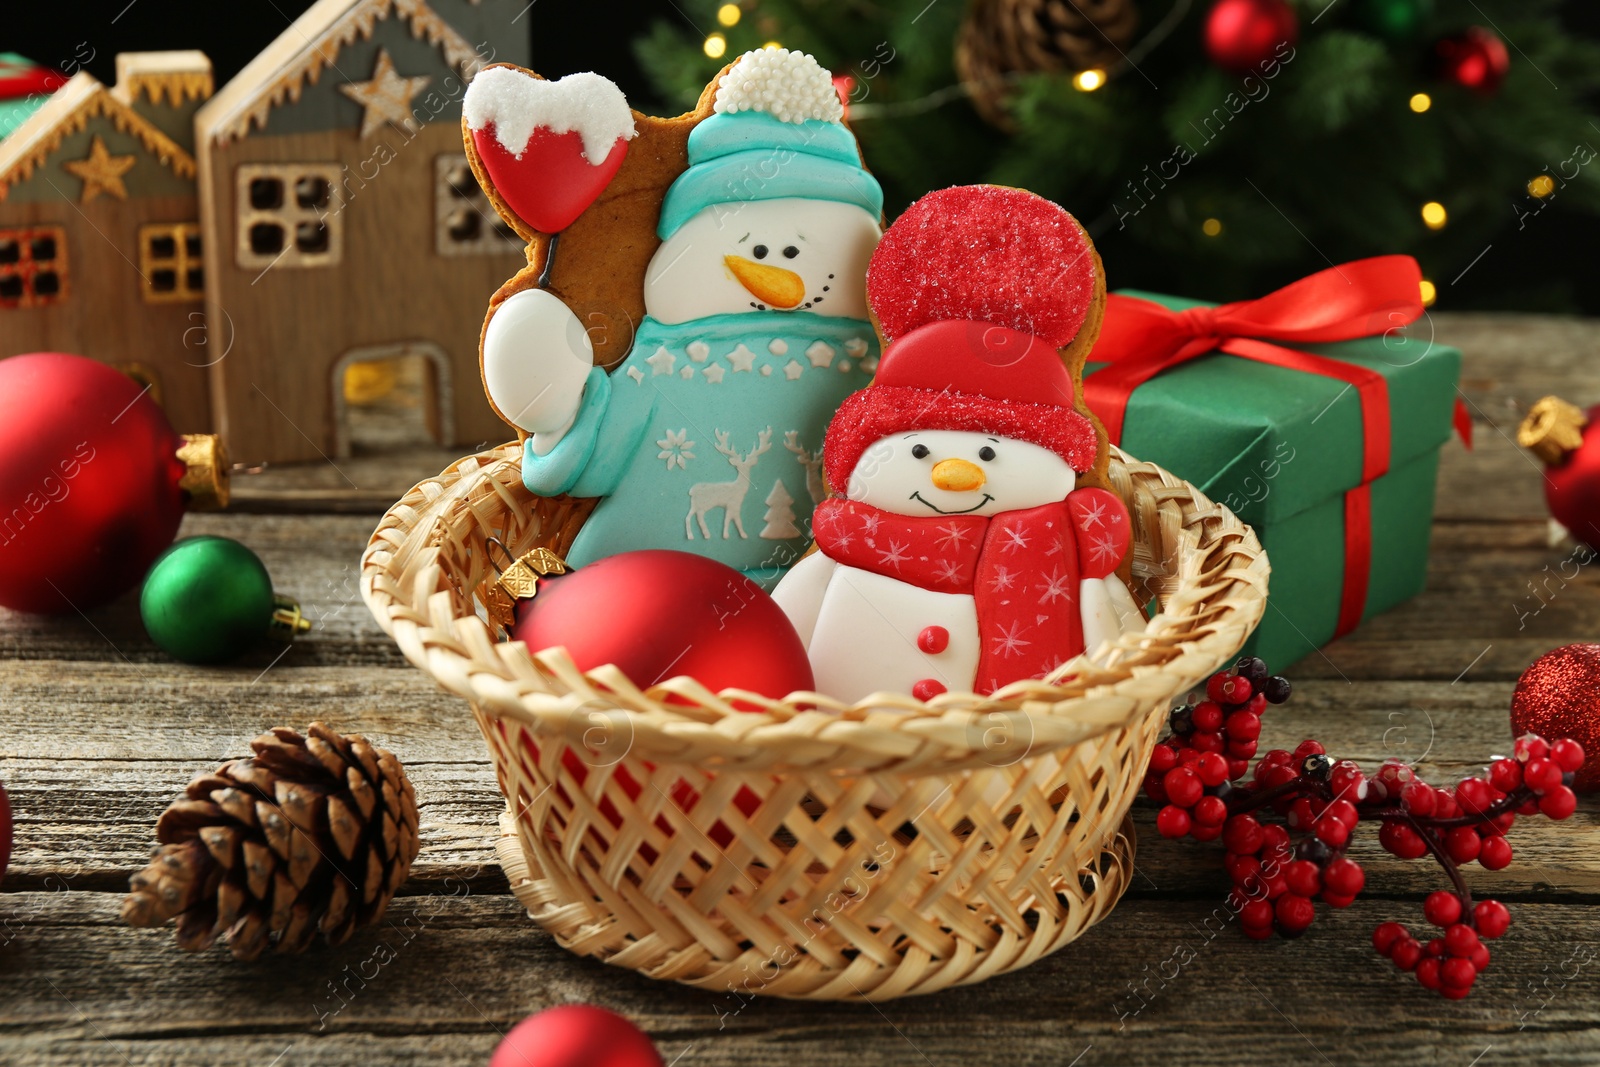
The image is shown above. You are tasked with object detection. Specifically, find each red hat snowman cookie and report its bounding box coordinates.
[772,186,1145,701]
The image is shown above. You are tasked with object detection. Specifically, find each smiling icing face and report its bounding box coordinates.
[845,429,1079,518]
[643,197,880,325]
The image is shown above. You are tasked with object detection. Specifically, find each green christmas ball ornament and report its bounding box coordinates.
[140,536,311,664]
[1351,0,1432,43]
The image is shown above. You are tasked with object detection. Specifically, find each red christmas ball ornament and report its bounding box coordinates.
[1434,26,1509,96]
[1511,644,1600,792]
[1203,0,1299,75]
[1519,397,1600,543]
[489,1004,662,1067]
[511,549,814,699]
[0,778,11,886]
[505,550,808,849]
[0,353,228,614]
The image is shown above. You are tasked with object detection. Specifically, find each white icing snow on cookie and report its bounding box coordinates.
[464,68,636,164]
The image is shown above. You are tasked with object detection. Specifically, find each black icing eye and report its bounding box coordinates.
[752,244,769,259]
[910,443,930,459]
[978,446,997,462]
[782,245,799,259]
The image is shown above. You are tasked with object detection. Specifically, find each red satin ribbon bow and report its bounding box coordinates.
[1083,255,1428,640]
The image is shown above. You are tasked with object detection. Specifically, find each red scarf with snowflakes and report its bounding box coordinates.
[810,489,1129,694]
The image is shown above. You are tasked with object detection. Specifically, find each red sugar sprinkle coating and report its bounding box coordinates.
[867,185,1097,347]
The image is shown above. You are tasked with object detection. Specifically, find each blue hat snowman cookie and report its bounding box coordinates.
[469,48,884,584]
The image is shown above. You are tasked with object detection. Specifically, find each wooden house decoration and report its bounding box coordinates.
[0,52,216,432]
[194,0,529,463]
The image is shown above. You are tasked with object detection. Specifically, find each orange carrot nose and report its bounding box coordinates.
[724,255,806,309]
[931,458,986,492]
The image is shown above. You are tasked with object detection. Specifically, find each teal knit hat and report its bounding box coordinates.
[657,49,883,239]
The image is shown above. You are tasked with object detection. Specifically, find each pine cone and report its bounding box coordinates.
[122,723,421,961]
[956,0,1140,127]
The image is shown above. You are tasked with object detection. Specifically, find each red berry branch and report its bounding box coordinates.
[1145,657,1585,1000]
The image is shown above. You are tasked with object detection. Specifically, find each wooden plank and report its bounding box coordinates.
[1,893,1598,1065]
[6,494,1600,678]
[0,513,408,666]
[227,444,475,514]
[3,668,1597,898]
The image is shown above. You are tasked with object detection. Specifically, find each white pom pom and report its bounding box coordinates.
[712,48,844,124]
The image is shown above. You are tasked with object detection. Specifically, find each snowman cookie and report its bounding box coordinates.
[463,50,884,584]
[771,186,1146,701]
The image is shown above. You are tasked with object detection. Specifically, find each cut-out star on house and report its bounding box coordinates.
[338,49,430,139]
[63,135,136,203]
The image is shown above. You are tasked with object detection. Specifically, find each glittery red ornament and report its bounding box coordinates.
[1435,26,1510,97]
[0,353,227,614]
[1511,644,1600,792]
[1202,0,1299,76]
[489,1004,662,1067]
[1517,397,1600,543]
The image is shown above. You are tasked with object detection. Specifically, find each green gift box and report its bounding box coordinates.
[1084,285,1462,671]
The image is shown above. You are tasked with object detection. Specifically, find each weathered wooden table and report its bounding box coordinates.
[4,314,1599,1066]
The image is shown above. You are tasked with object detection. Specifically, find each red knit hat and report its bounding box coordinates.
[824,186,1101,493]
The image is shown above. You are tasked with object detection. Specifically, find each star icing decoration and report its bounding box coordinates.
[679,366,693,379]
[726,344,758,373]
[877,540,910,569]
[1087,531,1122,567]
[1077,496,1110,530]
[686,340,711,363]
[934,523,973,551]
[991,621,1032,659]
[644,346,676,376]
[806,340,835,368]
[989,566,1016,592]
[702,362,726,384]
[1036,567,1073,605]
[783,360,804,380]
[999,527,1032,553]
[844,338,869,359]
[768,338,788,355]
[626,366,645,385]
[933,559,964,584]
[64,135,135,203]
[339,48,431,139]
[656,429,695,471]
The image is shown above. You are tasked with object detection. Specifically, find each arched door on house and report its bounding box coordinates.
[330,342,456,458]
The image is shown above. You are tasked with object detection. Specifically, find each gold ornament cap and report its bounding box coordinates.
[177,433,231,510]
[484,541,569,630]
[269,595,313,642]
[1517,396,1589,466]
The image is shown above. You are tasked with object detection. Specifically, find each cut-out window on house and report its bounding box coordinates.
[139,223,204,303]
[0,225,68,309]
[434,155,520,256]
[235,164,343,270]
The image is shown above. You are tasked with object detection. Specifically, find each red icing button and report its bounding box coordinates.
[912,679,947,701]
[917,625,950,653]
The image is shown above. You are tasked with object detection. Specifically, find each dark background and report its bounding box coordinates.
[11,0,1600,312]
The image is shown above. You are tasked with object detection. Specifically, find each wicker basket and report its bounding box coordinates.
[361,443,1268,1001]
